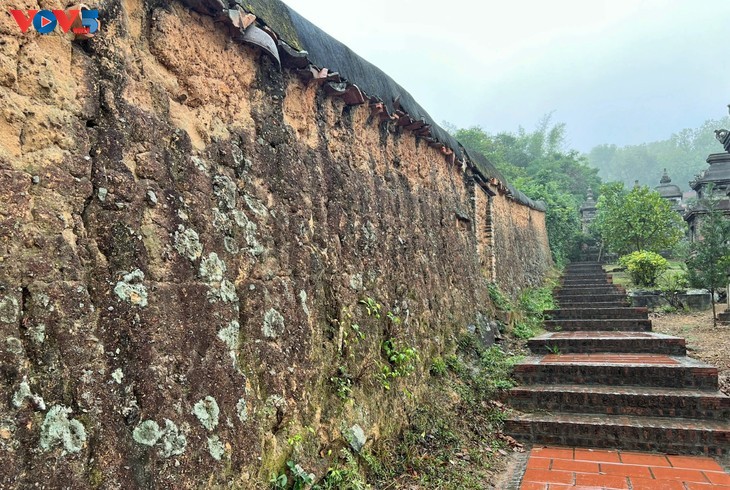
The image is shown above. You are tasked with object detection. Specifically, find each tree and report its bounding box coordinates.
[594,183,686,255]
[587,116,730,188]
[516,180,582,266]
[448,116,601,265]
[686,194,730,326]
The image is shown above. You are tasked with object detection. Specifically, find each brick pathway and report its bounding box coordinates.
[521,446,730,489]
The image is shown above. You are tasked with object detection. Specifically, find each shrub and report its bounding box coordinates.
[619,251,669,287]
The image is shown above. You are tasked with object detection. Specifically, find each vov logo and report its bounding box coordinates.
[10,7,99,36]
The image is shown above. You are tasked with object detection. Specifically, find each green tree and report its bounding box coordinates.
[516,180,582,266]
[449,116,601,265]
[587,116,730,189]
[686,194,730,326]
[594,183,686,254]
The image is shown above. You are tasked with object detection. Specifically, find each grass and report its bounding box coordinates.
[508,284,556,339]
[355,282,555,488]
[363,338,523,489]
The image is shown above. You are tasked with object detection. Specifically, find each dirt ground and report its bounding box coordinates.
[650,304,730,396]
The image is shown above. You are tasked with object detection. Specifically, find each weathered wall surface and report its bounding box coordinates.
[0,1,551,487]
[490,193,553,294]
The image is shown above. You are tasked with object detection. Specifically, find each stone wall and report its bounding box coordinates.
[0,1,551,487]
[490,192,553,294]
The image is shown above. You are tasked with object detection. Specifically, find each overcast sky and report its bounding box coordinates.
[283,0,730,152]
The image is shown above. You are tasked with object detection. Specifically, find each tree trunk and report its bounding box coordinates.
[711,288,717,328]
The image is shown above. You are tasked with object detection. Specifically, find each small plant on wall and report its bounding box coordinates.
[379,338,419,390]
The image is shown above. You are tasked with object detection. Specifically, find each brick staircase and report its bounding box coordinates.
[505,262,730,457]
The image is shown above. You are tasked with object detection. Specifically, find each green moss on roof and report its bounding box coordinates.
[238,0,303,50]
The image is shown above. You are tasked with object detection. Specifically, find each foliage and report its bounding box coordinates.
[359,297,382,319]
[510,284,556,339]
[587,116,730,189]
[686,194,730,325]
[619,251,669,287]
[449,115,601,266]
[361,335,522,489]
[270,472,288,490]
[545,344,561,355]
[658,269,689,291]
[595,183,686,254]
[269,460,316,490]
[658,268,690,309]
[320,450,370,490]
[287,460,316,490]
[518,284,557,314]
[478,345,521,392]
[512,321,536,339]
[330,297,413,399]
[330,366,353,401]
[514,180,582,266]
[429,356,448,377]
[487,283,512,311]
[379,339,419,390]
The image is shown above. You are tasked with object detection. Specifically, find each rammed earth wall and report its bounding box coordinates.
[0,1,551,486]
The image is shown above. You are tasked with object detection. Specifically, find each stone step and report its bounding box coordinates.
[566,262,604,269]
[556,286,626,296]
[564,267,605,274]
[557,300,631,308]
[556,294,631,304]
[504,412,730,456]
[513,355,718,389]
[561,278,613,286]
[562,272,611,281]
[508,384,730,419]
[544,319,652,331]
[545,307,649,320]
[528,332,686,355]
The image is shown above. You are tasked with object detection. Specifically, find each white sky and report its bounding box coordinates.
[283,0,730,151]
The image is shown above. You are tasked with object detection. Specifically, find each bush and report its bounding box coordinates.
[619,251,669,287]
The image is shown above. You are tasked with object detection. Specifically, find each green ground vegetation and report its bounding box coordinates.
[270,280,556,489]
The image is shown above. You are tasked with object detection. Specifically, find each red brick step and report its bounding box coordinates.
[528,331,686,355]
[513,355,718,389]
[557,285,626,295]
[507,261,730,459]
[504,412,730,456]
[557,294,630,304]
[545,307,649,320]
[561,279,614,286]
[544,318,652,331]
[509,384,730,419]
[557,301,631,309]
[561,276,610,283]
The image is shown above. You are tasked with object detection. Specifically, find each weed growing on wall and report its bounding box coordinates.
[270,277,556,489]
